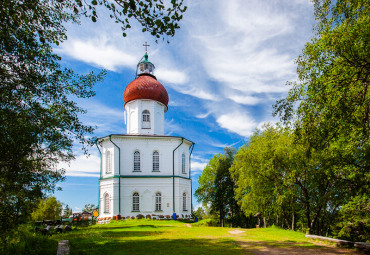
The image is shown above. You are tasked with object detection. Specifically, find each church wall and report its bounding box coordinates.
[98,136,193,218]
[104,136,191,177]
[125,100,166,135]
[99,178,116,218]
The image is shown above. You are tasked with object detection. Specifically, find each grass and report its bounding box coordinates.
[51,220,323,255]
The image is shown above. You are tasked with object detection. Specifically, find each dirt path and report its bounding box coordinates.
[235,240,365,255]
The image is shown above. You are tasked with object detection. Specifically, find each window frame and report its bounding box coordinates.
[142,110,151,129]
[155,192,162,211]
[182,192,187,211]
[133,151,141,172]
[105,151,112,174]
[152,151,159,172]
[104,193,110,213]
[132,192,140,212]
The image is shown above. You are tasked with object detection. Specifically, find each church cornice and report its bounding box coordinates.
[98,134,194,145]
[99,175,191,181]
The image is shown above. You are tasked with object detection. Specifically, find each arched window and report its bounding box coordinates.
[155,192,162,211]
[142,110,150,129]
[153,151,159,172]
[182,153,186,174]
[104,193,110,213]
[183,192,187,211]
[132,192,140,211]
[134,151,140,172]
[105,151,112,174]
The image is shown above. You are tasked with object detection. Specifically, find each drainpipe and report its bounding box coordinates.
[189,142,195,214]
[96,142,102,213]
[172,137,184,214]
[109,135,121,216]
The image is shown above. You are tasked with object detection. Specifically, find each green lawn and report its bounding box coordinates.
[53,220,324,255]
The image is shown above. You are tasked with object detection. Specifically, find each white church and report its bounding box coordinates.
[97,51,194,220]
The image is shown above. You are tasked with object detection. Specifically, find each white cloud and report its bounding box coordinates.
[192,161,208,171]
[227,94,261,106]
[59,154,100,178]
[216,111,257,137]
[57,37,137,71]
[156,68,188,84]
[196,112,211,119]
[208,140,241,148]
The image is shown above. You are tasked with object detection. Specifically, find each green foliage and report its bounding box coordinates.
[71,0,187,40]
[270,0,370,239]
[31,197,63,221]
[195,148,244,227]
[274,0,369,196]
[0,0,186,245]
[0,225,57,255]
[193,206,209,220]
[334,194,370,242]
[83,203,96,214]
[231,125,307,230]
[62,204,73,218]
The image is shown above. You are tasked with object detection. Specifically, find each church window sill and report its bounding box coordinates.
[132,210,140,212]
[183,210,188,212]
[133,171,141,172]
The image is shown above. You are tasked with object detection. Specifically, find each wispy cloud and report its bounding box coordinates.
[216,111,257,137]
[58,154,100,178]
[57,37,137,71]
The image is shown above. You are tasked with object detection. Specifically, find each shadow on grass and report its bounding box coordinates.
[96,224,172,229]
[69,238,244,255]
[100,230,161,238]
[238,240,357,255]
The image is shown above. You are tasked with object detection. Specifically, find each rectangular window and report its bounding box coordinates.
[133,194,139,211]
[134,151,140,172]
[155,194,161,211]
[153,151,159,172]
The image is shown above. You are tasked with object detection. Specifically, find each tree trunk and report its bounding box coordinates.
[263,216,266,228]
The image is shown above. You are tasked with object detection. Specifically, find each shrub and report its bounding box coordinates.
[1,225,58,255]
[137,214,144,219]
[146,215,151,219]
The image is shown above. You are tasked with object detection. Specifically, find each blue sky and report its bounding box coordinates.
[54,0,315,212]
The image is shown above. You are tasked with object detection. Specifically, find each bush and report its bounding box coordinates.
[137,214,144,219]
[333,195,370,242]
[1,225,58,255]
[192,219,217,227]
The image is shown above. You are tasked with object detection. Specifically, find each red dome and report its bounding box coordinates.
[123,74,169,108]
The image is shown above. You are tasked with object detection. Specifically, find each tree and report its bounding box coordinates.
[62,205,73,218]
[231,124,348,233]
[31,197,63,221]
[230,125,297,229]
[334,194,370,242]
[195,148,239,227]
[82,203,96,214]
[273,0,369,237]
[0,0,186,245]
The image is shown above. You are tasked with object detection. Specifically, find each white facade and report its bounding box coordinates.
[98,103,193,219]
[125,99,167,135]
[98,54,193,219]
[98,135,193,218]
